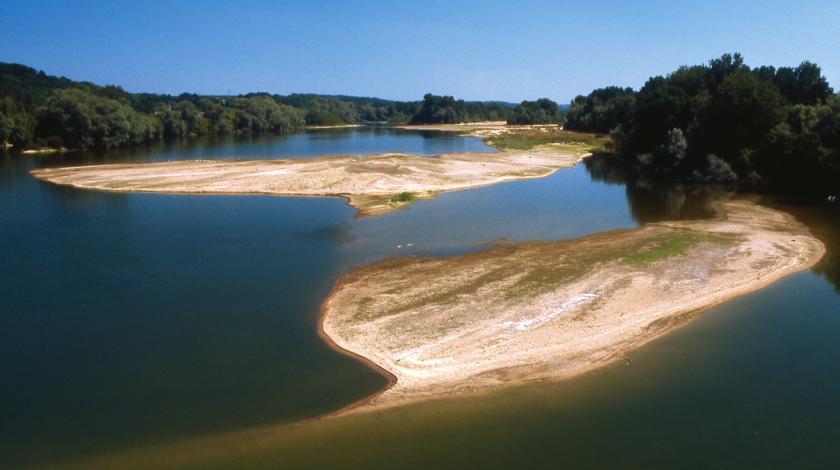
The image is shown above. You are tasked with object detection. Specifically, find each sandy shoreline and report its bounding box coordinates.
[30,145,587,216]
[321,200,825,413]
[393,121,508,133]
[394,121,561,138]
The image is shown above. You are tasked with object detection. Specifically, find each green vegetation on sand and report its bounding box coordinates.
[488,129,611,153]
[387,192,416,207]
[623,231,735,266]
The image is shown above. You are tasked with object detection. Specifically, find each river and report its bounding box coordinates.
[1,127,839,467]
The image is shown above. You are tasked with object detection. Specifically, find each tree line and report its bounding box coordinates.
[565,53,840,198]
[409,94,565,125]
[410,93,512,124]
[507,98,565,125]
[0,63,563,150]
[0,63,312,149]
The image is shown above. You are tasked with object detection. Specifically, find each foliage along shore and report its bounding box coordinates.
[564,53,840,198]
[0,62,565,151]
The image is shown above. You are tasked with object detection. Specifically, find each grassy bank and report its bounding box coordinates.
[488,128,611,153]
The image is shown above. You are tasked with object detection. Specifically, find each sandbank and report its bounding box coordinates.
[31,145,586,216]
[321,201,825,411]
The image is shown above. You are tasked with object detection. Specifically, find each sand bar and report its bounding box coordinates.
[321,201,825,410]
[394,121,560,137]
[31,145,585,216]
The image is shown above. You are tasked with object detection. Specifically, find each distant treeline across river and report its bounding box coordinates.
[0,62,565,151]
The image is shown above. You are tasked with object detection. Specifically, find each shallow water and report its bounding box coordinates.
[2,128,839,467]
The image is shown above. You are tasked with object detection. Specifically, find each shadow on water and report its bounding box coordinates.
[761,199,840,293]
[585,153,726,223]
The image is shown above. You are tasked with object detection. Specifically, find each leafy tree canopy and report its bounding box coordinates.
[507,98,564,125]
[567,53,839,198]
[0,63,516,149]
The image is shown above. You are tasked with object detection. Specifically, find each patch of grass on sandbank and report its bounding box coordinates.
[488,128,612,153]
[387,192,416,206]
[623,231,735,267]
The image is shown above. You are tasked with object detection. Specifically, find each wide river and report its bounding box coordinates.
[2,127,840,468]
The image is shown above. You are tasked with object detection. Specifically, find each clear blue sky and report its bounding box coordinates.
[2,0,838,102]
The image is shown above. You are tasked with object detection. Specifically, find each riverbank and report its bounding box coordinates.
[321,200,825,411]
[394,121,510,135]
[30,144,587,216]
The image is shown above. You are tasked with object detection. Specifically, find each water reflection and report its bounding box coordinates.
[585,154,726,223]
[763,200,840,294]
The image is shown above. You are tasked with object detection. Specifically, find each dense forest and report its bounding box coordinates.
[566,54,840,198]
[507,98,564,125]
[0,63,529,150]
[409,93,512,124]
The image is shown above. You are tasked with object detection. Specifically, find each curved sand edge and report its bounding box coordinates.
[30,145,587,217]
[315,276,398,417]
[321,200,826,414]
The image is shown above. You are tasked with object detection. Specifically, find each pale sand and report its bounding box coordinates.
[394,121,561,138]
[30,145,586,216]
[393,121,508,133]
[21,147,70,155]
[321,201,825,411]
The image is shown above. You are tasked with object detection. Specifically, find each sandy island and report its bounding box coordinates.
[395,121,560,137]
[394,120,509,134]
[321,200,825,411]
[30,144,585,216]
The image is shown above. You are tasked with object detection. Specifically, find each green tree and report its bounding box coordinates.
[565,87,635,133]
[772,62,834,105]
[507,98,563,125]
[35,88,161,148]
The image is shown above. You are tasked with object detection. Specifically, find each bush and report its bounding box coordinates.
[388,192,416,205]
